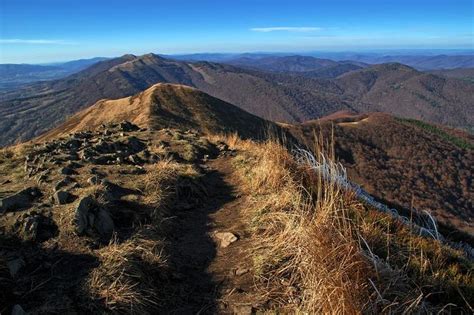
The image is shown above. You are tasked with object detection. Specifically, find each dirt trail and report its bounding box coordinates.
[163,156,259,314]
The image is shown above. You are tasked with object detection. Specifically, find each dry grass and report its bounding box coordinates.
[234,139,372,313]
[85,159,202,313]
[87,228,167,313]
[232,135,474,313]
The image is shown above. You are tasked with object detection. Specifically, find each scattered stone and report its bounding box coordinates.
[214,232,238,248]
[59,167,77,175]
[95,208,115,238]
[235,267,249,276]
[66,161,82,169]
[75,196,94,235]
[217,142,229,152]
[54,176,74,191]
[127,154,142,165]
[53,190,74,205]
[15,210,58,242]
[74,195,115,239]
[119,121,139,132]
[87,175,103,185]
[0,187,41,213]
[11,304,27,315]
[22,214,41,240]
[126,136,145,152]
[7,258,25,278]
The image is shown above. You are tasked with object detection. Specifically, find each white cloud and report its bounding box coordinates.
[0,39,77,45]
[250,27,323,33]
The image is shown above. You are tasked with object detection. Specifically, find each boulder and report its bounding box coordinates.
[119,121,139,132]
[126,136,145,152]
[0,187,41,213]
[54,176,74,191]
[15,211,57,242]
[22,214,40,240]
[74,195,115,239]
[75,196,94,235]
[59,167,77,175]
[94,209,115,238]
[65,138,81,150]
[53,190,74,205]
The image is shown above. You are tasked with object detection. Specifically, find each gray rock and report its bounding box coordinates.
[95,209,115,238]
[59,167,77,175]
[214,232,238,248]
[11,304,27,315]
[87,175,102,185]
[53,191,74,205]
[22,215,40,240]
[0,187,41,213]
[7,258,25,277]
[74,195,114,239]
[119,121,139,132]
[235,267,249,276]
[75,196,94,235]
[65,138,81,149]
[126,136,145,152]
[54,176,74,191]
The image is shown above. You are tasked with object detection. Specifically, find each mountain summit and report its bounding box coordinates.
[38,83,270,142]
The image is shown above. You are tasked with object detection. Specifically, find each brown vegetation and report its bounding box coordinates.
[2,53,473,146]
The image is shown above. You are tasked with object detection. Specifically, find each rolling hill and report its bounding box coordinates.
[1,53,473,147]
[38,83,271,141]
[327,53,474,70]
[289,112,474,236]
[335,63,474,130]
[1,84,472,314]
[226,55,366,78]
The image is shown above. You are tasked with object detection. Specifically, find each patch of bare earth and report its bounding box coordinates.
[162,156,260,314]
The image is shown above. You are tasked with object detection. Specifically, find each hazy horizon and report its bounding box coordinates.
[1,0,473,63]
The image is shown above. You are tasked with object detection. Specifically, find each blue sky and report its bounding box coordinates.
[0,0,473,63]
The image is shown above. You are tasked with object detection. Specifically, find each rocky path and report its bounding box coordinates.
[162,156,258,314]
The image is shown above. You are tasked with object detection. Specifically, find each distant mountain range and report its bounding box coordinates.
[225,55,367,78]
[2,52,473,91]
[171,52,474,70]
[0,57,108,90]
[1,53,473,146]
[342,54,474,70]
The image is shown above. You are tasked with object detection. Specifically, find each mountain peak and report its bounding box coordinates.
[37,84,270,142]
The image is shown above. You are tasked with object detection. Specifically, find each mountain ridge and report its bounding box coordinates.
[1,53,473,147]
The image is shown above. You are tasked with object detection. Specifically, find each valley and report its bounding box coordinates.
[0,53,473,314]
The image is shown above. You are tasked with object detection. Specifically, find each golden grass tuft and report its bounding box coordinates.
[87,228,167,313]
[235,139,372,313]
[232,136,473,313]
